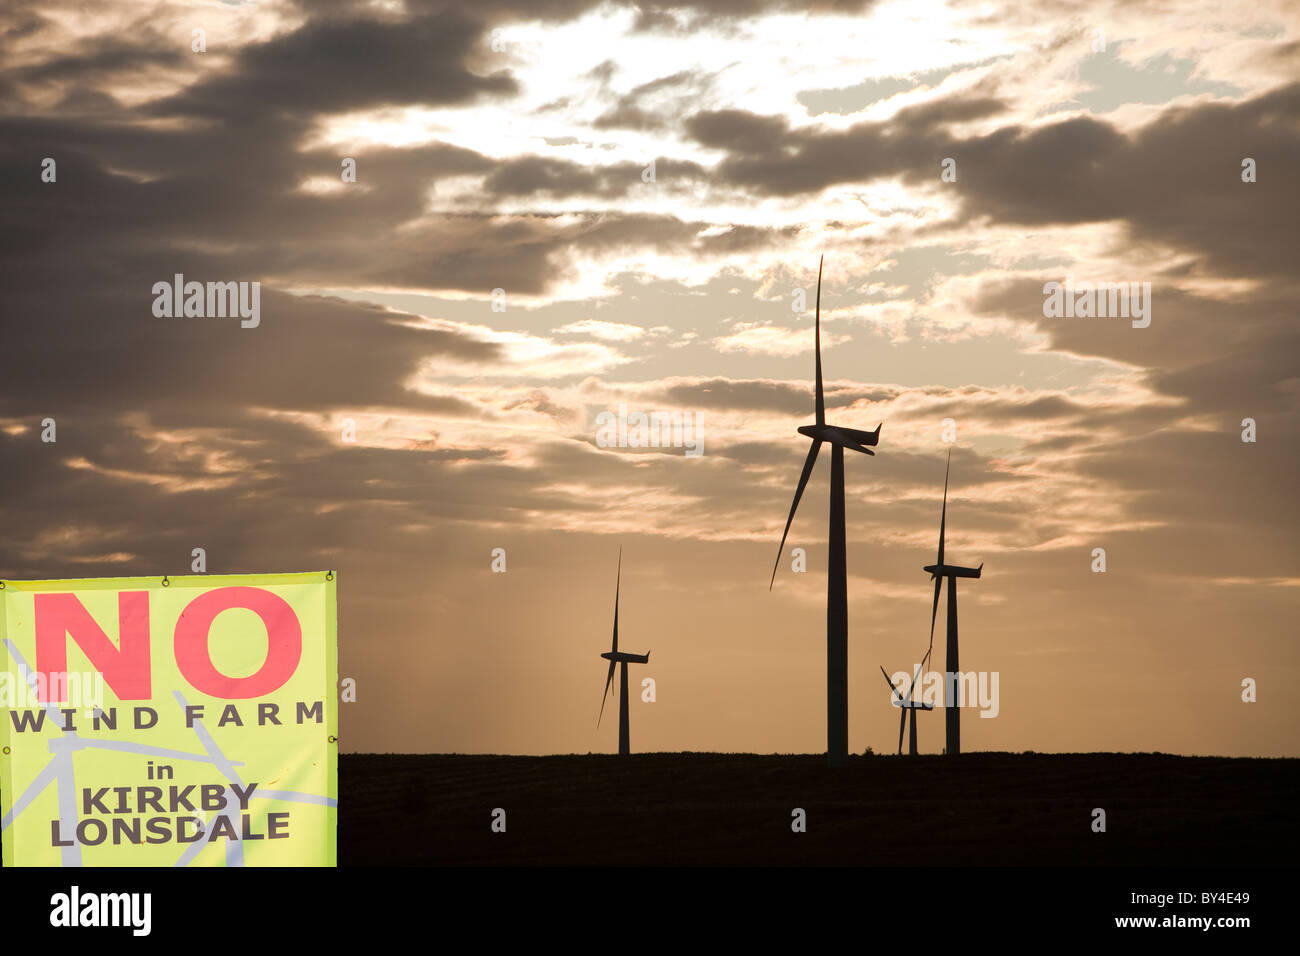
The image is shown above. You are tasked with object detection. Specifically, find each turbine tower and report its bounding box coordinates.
[880,665,933,756]
[922,451,982,756]
[770,256,882,766]
[598,550,650,756]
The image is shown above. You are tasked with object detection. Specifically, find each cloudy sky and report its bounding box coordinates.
[1,0,1296,757]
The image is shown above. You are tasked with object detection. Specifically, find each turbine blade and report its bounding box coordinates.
[922,451,950,672]
[879,664,903,703]
[597,661,616,727]
[926,573,942,669]
[908,661,924,706]
[612,548,621,654]
[770,440,822,588]
[937,449,950,569]
[815,255,825,426]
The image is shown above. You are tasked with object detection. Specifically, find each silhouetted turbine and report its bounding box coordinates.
[770,256,882,766]
[921,451,982,756]
[880,665,933,756]
[598,549,650,756]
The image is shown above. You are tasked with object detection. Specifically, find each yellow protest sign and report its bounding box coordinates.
[0,572,337,866]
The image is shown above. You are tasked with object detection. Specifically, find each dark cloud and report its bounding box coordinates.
[483,156,644,197]
[0,280,497,419]
[686,95,1007,193]
[586,59,618,84]
[654,378,897,414]
[968,279,1300,426]
[151,11,517,121]
[697,223,802,252]
[19,38,185,85]
[631,7,687,33]
[592,102,670,131]
[688,84,1300,280]
[686,108,791,153]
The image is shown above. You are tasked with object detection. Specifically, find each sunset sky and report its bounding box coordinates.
[1,0,1296,758]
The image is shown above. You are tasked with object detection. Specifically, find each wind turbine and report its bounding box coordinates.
[598,550,650,756]
[921,451,982,755]
[770,256,882,766]
[880,665,933,756]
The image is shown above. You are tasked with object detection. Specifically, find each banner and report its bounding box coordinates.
[0,572,337,866]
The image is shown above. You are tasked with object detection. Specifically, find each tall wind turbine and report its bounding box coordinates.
[880,665,933,756]
[598,550,650,756]
[770,256,882,766]
[921,451,982,755]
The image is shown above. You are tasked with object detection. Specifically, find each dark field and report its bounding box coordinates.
[340,752,1298,866]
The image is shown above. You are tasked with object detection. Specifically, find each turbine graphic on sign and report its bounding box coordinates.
[1,641,233,866]
[167,688,337,867]
[0,640,337,866]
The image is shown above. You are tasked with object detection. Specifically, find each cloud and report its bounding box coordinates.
[553,319,648,341]
[151,11,518,121]
[714,325,849,357]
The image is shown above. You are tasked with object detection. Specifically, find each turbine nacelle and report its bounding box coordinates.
[881,665,932,756]
[881,666,934,710]
[923,562,983,579]
[601,650,650,664]
[797,423,881,455]
[888,697,935,711]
